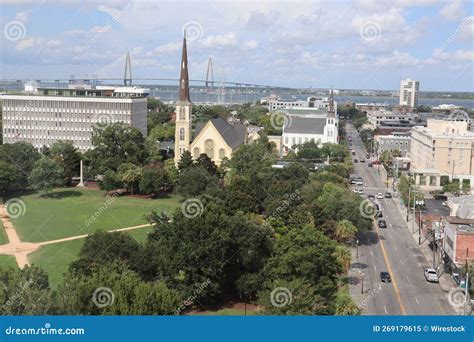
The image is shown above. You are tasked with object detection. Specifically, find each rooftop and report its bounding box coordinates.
[284,116,326,135]
[445,216,474,233]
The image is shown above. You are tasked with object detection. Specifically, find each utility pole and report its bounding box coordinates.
[360,271,365,294]
[356,239,359,259]
[432,229,436,269]
[407,185,411,222]
[418,204,422,245]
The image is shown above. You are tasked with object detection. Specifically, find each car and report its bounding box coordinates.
[378,219,387,228]
[368,194,375,201]
[380,271,391,283]
[366,154,370,159]
[356,180,364,185]
[352,151,356,155]
[357,189,364,194]
[385,192,392,198]
[424,268,439,283]
[354,159,358,163]
[376,193,384,199]
[434,194,448,201]
[376,211,383,218]
[367,162,373,167]
[360,158,365,163]
[352,189,358,193]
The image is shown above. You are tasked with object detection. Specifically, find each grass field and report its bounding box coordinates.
[28,226,154,288]
[0,220,8,245]
[0,255,18,269]
[11,188,180,243]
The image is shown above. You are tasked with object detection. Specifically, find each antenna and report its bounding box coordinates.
[124,52,132,86]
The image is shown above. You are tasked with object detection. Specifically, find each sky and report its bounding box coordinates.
[0,0,473,92]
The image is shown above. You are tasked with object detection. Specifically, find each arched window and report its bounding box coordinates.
[193,147,200,159]
[219,148,226,159]
[179,107,186,121]
[205,139,214,159]
[179,127,185,141]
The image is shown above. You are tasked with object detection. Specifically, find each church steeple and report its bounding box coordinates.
[179,33,190,102]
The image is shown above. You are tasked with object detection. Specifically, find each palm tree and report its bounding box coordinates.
[333,245,351,273]
[335,220,357,243]
[118,163,143,195]
[335,294,360,315]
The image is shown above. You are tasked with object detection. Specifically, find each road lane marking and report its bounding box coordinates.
[415,297,419,305]
[374,265,377,271]
[384,306,388,314]
[406,276,410,283]
[370,250,374,256]
[374,220,407,315]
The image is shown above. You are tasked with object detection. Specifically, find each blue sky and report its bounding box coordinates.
[1,0,473,91]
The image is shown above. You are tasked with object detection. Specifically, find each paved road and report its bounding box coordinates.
[347,124,454,315]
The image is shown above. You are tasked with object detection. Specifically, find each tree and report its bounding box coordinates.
[0,161,18,195]
[117,163,143,195]
[443,179,460,194]
[147,99,174,131]
[0,142,41,189]
[333,245,351,273]
[177,150,193,172]
[195,153,218,176]
[164,159,178,184]
[49,140,81,185]
[176,165,218,197]
[335,293,360,315]
[28,157,64,196]
[69,231,142,276]
[89,123,147,173]
[99,170,123,191]
[335,220,357,243]
[139,165,171,195]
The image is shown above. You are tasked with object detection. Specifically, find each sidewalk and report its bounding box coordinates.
[348,247,369,314]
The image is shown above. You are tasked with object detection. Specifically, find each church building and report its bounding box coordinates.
[174,36,247,166]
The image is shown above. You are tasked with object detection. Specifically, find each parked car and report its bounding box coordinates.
[377,193,384,199]
[368,194,375,201]
[380,271,391,283]
[360,158,365,163]
[357,189,364,194]
[376,211,383,218]
[424,268,439,283]
[367,162,373,167]
[352,151,356,156]
[354,159,359,163]
[378,219,387,228]
[366,154,370,159]
[385,192,392,198]
[434,194,448,201]
[356,180,364,185]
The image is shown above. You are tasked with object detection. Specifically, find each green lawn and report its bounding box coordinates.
[0,255,17,269]
[29,226,154,288]
[0,220,8,245]
[11,188,180,243]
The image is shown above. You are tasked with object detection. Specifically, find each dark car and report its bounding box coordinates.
[376,211,383,218]
[380,271,391,283]
[434,194,448,201]
[368,194,375,201]
[385,192,392,198]
[354,159,358,163]
[366,154,370,159]
[378,219,387,228]
[352,151,356,156]
[367,162,373,167]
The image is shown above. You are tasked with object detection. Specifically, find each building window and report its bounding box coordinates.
[193,147,200,158]
[179,107,186,121]
[219,148,225,159]
[205,139,214,159]
[179,127,185,141]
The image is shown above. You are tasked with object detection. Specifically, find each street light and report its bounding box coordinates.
[356,239,359,259]
[360,271,365,294]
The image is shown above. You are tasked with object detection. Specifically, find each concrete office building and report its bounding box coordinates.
[374,132,411,157]
[399,78,419,108]
[1,85,148,151]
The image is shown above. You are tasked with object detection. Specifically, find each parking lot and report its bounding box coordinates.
[424,198,450,216]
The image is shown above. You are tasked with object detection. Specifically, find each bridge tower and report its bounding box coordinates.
[124,52,132,86]
[205,57,214,93]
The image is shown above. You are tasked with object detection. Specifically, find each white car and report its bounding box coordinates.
[356,181,364,186]
[377,193,384,199]
[357,189,364,194]
[424,268,439,283]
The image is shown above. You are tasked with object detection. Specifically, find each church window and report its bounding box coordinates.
[179,107,186,121]
[219,148,226,159]
[193,147,200,158]
[179,127,185,141]
[205,139,215,159]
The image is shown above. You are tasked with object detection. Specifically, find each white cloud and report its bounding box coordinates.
[46,39,62,47]
[197,33,237,48]
[243,40,258,49]
[458,16,474,41]
[15,37,41,50]
[147,42,181,56]
[440,0,464,20]
[15,10,30,23]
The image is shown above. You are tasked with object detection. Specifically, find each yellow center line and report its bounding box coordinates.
[373,220,407,315]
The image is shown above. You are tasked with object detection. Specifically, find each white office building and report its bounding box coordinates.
[2,86,148,151]
[267,96,330,112]
[399,78,419,108]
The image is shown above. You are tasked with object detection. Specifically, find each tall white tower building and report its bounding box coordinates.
[399,78,419,108]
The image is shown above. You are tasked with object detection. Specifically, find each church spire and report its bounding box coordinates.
[329,86,335,115]
[179,33,191,102]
